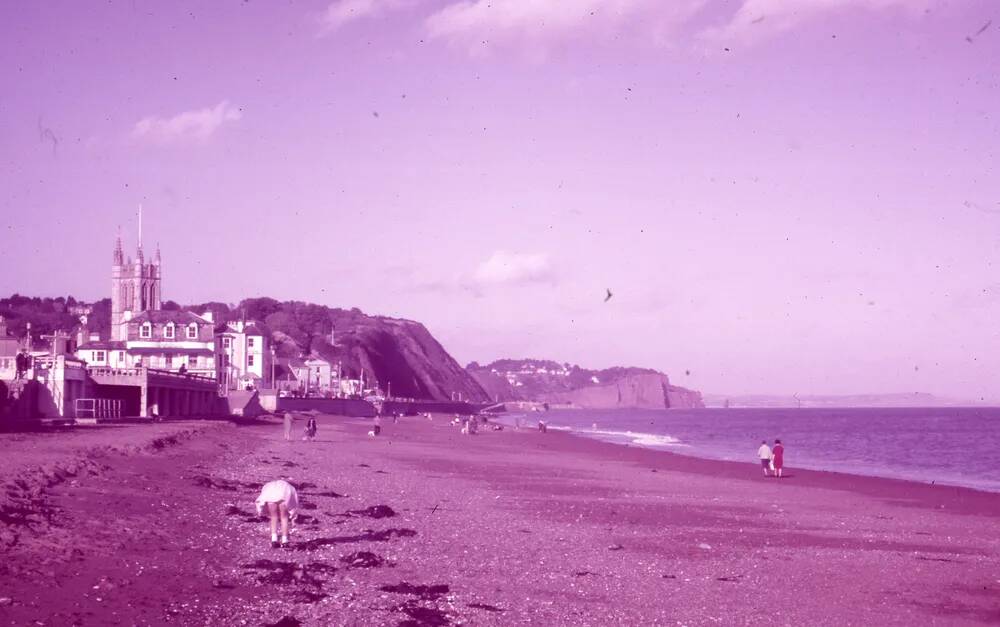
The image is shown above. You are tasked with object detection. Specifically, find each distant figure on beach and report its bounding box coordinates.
[772,439,785,478]
[373,415,382,436]
[538,420,547,433]
[304,415,317,441]
[283,412,294,441]
[757,440,772,476]
[255,479,299,548]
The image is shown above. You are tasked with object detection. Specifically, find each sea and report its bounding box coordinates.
[497,407,1000,493]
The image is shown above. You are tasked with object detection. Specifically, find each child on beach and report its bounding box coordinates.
[255,479,300,548]
[373,415,382,436]
[283,412,294,441]
[303,416,317,441]
[757,440,772,476]
[772,439,785,478]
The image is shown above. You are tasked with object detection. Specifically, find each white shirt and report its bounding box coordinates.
[255,479,300,517]
[757,444,772,459]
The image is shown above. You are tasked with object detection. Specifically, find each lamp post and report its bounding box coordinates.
[270,345,276,390]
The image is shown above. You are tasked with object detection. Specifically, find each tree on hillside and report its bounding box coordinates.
[238,297,282,322]
[188,301,232,323]
[87,299,111,339]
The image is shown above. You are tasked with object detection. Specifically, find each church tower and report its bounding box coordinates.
[111,209,162,341]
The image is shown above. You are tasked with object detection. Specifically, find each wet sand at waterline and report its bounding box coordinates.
[1,415,998,626]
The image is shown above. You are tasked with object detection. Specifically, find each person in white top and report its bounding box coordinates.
[757,440,773,476]
[255,479,300,548]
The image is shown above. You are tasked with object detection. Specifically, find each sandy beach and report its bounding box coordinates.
[1,414,999,626]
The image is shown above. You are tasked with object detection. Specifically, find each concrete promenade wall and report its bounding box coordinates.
[382,400,487,416]
[276,397,377,417]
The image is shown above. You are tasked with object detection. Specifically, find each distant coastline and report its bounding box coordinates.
[702,392,990,408]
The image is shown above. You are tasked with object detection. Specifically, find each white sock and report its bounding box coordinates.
[281,535,288,544]
[271,533,278,542]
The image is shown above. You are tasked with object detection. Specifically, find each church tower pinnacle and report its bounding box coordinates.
[110,206,162,341]
[113,228,124,266]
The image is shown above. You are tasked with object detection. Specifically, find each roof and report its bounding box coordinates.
[129,310,209,325]
[77,341,126,351]
[128,347,215,357]
[219,323,268,337]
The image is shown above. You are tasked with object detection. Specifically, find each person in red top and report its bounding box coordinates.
[772,439,785,478]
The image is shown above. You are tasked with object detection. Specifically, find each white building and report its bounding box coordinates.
[216,320,271,392]
[77,310,217,378]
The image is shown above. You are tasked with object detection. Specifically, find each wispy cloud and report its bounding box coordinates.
[131,101,242,144]
[421,0,941,54]
[400,250,556,297]
[424,0,705,54]
[704,0,938,43]
[473,250,554,286]
[320,0,410,31]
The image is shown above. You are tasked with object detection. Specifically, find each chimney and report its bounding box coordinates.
[202,311,214,323]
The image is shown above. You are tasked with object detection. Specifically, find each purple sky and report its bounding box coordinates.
[1,1,998,401]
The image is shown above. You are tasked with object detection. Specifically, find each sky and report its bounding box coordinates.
[1,0,998,401]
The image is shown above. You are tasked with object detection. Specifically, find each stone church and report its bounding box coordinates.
[76,233,216,379]
[111,232,162,341]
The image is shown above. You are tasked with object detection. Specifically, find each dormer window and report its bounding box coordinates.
[164,323,175,339]
[187,323,198,339]
[140,322,152,339]
[248,337,255,348]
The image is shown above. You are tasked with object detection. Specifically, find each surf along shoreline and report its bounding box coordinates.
[1,413,998,625]
[509,406,1000,496]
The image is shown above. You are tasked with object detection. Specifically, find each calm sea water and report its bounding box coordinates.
[498,407,1000,492]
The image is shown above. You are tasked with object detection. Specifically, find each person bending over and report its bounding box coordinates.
[255,479,300,548]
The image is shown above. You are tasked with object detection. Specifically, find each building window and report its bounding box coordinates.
[164,324,175,339]
[248,337,255,348]
[140,322,152,339]
[118,351,125,362]
[187,323,198,339]
[188,354,198,367]
[95,350,106,362]
[165,354,174,368]
[223,337,231,349]
[248,354,255,367]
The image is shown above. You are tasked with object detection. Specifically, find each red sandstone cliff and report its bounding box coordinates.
[467,361,704,409]
[540,373,703,409]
